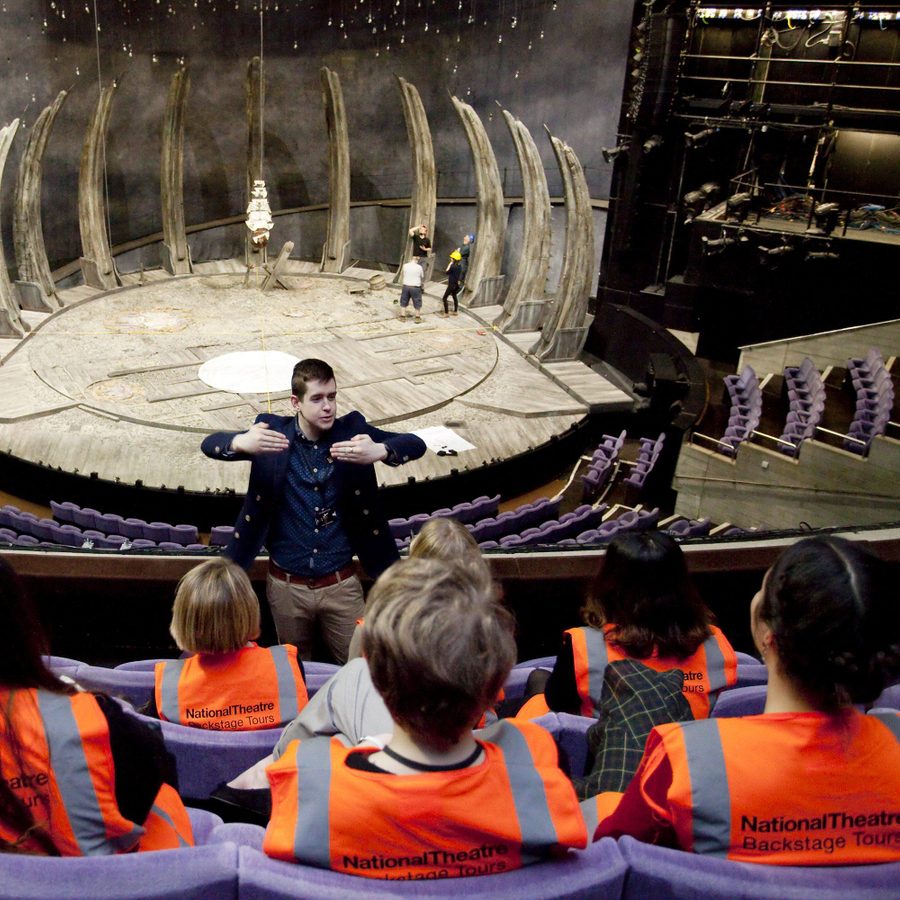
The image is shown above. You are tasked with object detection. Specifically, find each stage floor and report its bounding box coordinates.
[0,260,632,496]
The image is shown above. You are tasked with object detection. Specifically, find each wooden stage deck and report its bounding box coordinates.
[0,261,633,495]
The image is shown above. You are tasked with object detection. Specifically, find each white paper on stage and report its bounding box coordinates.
[412,426,477,454]
[198,350,300,394]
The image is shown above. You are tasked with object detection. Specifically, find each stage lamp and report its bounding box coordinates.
[685,127,717,149]
[758,241,795,265]
[602,139,631,163]
[805,249,840,262]
[702,230,748,257]
[725,191,754,222]
[682,182,720,224]
[809,202,841,236]
[642,134,664,154]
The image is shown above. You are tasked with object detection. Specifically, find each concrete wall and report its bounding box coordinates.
[0,0,631,271]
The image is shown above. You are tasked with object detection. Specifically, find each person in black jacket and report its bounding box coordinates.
[201,358,426,662]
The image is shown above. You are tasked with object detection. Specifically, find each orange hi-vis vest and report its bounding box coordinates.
[263,719,588,879]
[0,688,193,855]
[567,624,737,719]
[598,711,900,865]
[155,643,308,731]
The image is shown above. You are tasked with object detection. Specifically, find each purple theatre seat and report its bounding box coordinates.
[734,664,769,688]
[388,517,410,539]
[617,835,900,899]
[234,838,626,899]
[478,540,500,550]
[0,843,239,900]
[71,665,156,709]
[121,517,148,539]
[50,499,80,524]
[0,527,16,542]
[159,541,189,551]
[130,712,283,800]
[710,684,767,718]
[872,683,900,710]
[57,524,87,547]
[71,505,99,530]
[209,525,234,547]
[144,521,171,543]
[127,539,158,550]
[533,711,595,779]
[405,512,432,535]
[15,534,39,546]
[95,511,125,536]
[170,523,200,545]
[32,518,57,542]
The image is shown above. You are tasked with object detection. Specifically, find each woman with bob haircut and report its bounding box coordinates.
[0,558,193,855]
[590,535,900,865]
[263,558,588,878]
[152,557,307,731]
[527,531,736,719]
[346,515,490,659]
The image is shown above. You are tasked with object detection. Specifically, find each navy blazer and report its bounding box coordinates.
[202,411,426,576]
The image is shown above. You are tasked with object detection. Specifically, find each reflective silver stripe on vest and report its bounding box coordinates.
[159,658,186,724]
[682,720,731,857]
[870,711,900,742]
[149,802,189,847]
[578,627,609,715]
[579,796,599,839]
[292,738,332,866]
[485,721,561,865]
[702,632,730,695]
[37,691,141,855]
[269,645,300,725]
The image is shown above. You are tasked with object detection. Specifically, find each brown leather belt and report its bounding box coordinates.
[268,560,356,588]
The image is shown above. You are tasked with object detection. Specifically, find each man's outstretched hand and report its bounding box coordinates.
[231,422,290,455]
[331,433,388,465]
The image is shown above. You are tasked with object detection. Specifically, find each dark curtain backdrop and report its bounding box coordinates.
[0,0,631,269]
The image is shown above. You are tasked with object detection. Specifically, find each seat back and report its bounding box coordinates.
[618,835,900,899]
[235,838,625,899]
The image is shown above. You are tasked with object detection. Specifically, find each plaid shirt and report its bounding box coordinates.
[575,659,693,799]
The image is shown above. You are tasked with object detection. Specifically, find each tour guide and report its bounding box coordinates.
[201,358,426,663]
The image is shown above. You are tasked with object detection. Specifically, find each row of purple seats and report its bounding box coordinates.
[779,357,826,457]
[717,366,762,457]
[498,504,608,549]
[624,432,665,492]
[581,430,626,501]
[466,496,562,544]
[565,506,661,547]
[845,350,894,455]
[660,515,712,538]
[389,494,501,539]
[50,500,200,545]
[4,826,896,900]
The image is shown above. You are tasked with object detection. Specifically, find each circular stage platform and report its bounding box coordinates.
[0,261,632,515]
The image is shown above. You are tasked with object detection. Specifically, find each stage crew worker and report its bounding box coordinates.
[152,558,308,730]
[587,536,900,866]
[0,559,193,855]
[201,358,426,663]
[263,558,587,879]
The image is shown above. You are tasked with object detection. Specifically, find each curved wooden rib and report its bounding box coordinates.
[78,81,119,290]
[245,57,264,265]
[161,68,192,275]
[320,66,351,273]
[396,76,436,270]
[0,120,28,336]
[494,109,552,331]
[14,91,67,310]
[532,131,595,361]
[450,96,505,306]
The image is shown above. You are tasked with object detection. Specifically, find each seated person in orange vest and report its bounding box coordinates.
[588,535,900,865]
[263,558,588,878]
[519,532,737,720]
[347,516,493,660]
[0,558,193,855]
[149,557,308,730]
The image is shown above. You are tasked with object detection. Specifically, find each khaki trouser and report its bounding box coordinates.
[266,572,364,664]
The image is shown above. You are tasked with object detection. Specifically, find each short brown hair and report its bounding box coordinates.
[363,558,516,750]
[291,358,335,400]
[169,557,261,653]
